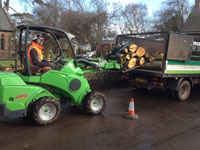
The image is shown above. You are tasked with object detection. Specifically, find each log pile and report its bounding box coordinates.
[120,44,154,69]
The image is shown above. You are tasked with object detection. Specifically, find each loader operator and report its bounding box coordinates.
[28,33,54,72]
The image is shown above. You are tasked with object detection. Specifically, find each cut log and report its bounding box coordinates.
[144,53,150,58]
[126,54,131,60]
[137,61,162,70]
[132,53,136,58]
[124,48,129,53]
[120,54,124,57]
[160,52,164,57]
[145,56,155,62]
[129,44,137,52]
[137,57,145,65]
[154,56,163,61]
[125,58,137,69]
[136,47,145,57]
[120,57,125,64]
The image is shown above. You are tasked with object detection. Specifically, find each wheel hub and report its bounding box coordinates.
[39,103,57,121]
[91,96,104,112]
[180,86,186,95]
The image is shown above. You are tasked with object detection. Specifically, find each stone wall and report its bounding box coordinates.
[0,31,16,58]
[84,70,124,91]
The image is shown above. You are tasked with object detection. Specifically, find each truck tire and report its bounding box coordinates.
[172,80,191,101]
[84,91,107,114]
[33,97,61,125]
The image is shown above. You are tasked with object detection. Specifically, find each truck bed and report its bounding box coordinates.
[131,68,163,77]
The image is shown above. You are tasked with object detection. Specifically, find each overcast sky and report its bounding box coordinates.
[3,0,196,15]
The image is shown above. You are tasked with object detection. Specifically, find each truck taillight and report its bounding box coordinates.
[151,81,164,87]
[157,82,164,87]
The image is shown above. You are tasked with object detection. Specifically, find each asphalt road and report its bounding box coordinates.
[1,87,200,150]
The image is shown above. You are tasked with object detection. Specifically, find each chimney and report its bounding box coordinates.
[195,0,200,8]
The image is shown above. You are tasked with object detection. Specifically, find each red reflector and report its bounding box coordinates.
[153,78,158,80]
[151,81,164,87]
[152,81,157,85]
[16,94,28,100]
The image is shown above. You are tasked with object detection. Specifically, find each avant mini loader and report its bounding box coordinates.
[0,25,107,125]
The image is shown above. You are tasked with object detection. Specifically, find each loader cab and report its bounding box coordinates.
[17,25,77,78]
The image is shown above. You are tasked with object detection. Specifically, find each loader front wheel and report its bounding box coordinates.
[33,97,61,125]
[84,91,106,114]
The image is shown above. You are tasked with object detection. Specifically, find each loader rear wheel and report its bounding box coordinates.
[84,91,106,114]
[33,97,61,125]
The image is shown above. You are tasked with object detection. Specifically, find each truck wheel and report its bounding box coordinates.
[84,91,107,114]
[172,80,191,101]
[33,97,61,125]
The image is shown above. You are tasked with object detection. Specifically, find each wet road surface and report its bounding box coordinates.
[1,87,200,150]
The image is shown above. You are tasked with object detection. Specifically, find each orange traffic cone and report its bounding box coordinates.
[124,98,138,119]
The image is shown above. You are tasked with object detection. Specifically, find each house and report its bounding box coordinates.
[182,0,200,32]
[97,40,116,57]
[0,1,16,58]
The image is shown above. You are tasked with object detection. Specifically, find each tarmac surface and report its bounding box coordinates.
[1,86,200,150]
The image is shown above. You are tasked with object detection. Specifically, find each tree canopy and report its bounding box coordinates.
[7,0,193,51]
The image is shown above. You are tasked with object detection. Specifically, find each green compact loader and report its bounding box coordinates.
[0,25,107,125]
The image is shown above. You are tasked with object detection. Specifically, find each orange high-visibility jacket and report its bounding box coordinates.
[28,42,44,65]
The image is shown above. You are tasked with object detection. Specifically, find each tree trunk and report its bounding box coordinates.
[129,44,137,52]
[125,54,131,60]
[120,54,124,57]
[137,57,145,65]
[132,53,136,58]
[136,47,145,57]
[138,61,162,70]
[124,48,129,53]
[145,55,155,62]
[125,58,137,69]
[154,56,163,61]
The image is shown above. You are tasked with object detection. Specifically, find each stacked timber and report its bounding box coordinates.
[120,44,155,69]
[137,61,162,70]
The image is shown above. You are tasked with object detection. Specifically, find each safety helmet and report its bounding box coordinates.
[32,33,45,44]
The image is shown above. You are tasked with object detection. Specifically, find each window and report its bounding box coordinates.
[0,34,5,50]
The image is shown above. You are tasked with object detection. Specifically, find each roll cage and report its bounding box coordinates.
[17,24,77,76]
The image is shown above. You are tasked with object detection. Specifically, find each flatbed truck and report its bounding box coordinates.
[116,32,200,101]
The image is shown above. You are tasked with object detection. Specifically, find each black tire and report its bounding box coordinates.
[33,97,61,125]
[25,102,34,120]
[84,91,107,114]
[172,80,191,101]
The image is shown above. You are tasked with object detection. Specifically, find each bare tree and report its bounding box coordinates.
[18,0,116,51]
[32,0,65,27]
[11,13,35,26]
[71,0,86,12]
[123,3,149,33]
[60,0,114,51]
[111,2,149,34]
[153,0,191,32]
[59,10,92,43]
[87,0,113,50]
